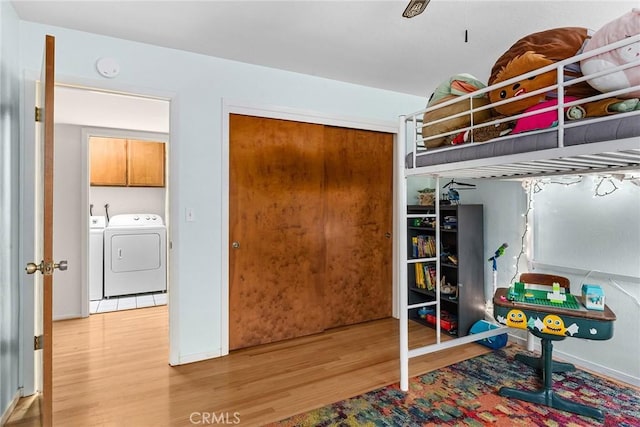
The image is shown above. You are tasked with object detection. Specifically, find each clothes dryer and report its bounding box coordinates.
[103,214,167,298]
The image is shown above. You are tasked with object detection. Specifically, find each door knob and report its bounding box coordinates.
[25,260,68,275]
[232,241,240,249]
[25,261,44,275]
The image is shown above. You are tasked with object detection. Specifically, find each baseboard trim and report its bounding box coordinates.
[507,333,640,387]
[0,389,22,426]
[173,350,223,366]
[53,313,82,321]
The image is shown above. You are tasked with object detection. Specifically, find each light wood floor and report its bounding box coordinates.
[7,305,492,427]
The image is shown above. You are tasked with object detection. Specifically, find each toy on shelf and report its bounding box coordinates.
[582,284,605,311]
[417,188,435,206]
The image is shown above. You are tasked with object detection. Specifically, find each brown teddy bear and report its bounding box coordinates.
[488,27,635,121]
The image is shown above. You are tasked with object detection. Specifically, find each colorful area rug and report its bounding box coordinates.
[270,346,639,426]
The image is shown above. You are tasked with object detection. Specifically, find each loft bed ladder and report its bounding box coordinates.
[397,115,509,392]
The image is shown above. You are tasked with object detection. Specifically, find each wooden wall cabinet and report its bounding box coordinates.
[90,137,165,187]
[127,140,165,187]
[407,204,485,337]
[89,137,127,186]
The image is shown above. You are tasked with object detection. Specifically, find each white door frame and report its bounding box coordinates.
[20,73,38,396]
[221,99,400,355]
[80,126,169,318]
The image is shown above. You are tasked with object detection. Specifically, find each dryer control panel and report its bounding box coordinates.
[107,214,164,227]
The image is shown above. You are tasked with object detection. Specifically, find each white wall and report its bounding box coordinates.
[530,176,640,384]
[91,187,165,219]
[0,0,22,420]
[20,22,426,364]
[52,124,83,320]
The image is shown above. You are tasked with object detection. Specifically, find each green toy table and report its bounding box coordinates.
[493,287,616,421]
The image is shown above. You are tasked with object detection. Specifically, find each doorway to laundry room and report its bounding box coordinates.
[52,85,171,320]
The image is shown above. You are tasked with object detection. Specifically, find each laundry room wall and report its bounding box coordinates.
[53,123,167,319]
[90,187,165,219]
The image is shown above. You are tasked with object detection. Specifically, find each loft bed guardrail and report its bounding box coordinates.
[401,33,640,180]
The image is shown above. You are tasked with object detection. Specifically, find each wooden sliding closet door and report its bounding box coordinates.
[323,127,393,328]
[229,114,326,350]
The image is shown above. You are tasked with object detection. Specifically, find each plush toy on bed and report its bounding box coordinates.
[581,8,640,102]
[421,74,493,148]
[487,27,637,134]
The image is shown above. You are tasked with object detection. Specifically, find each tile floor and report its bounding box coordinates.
[90,292,167,314]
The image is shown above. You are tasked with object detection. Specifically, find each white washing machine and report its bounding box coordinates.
[103,214,167,298]
[89,216,106,301]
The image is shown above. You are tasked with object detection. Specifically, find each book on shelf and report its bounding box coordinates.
[415,262,425,288]
[414,262,437,291]
[412,235,436,258]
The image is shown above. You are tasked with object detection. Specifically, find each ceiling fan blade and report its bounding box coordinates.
[402,0,430,18]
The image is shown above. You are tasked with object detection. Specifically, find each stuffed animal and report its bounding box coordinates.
[511,97,578,134]
[450,119,514,144]
[488,26,638,123]
[581,8,640,99]
[487,27,599,116]
[422,74,492,148]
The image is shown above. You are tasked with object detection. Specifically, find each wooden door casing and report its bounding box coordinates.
[229,115,326,350]
[323,126,393,328]
[229,114,394,350]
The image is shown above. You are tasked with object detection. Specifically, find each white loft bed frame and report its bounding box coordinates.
[396,34,640,391]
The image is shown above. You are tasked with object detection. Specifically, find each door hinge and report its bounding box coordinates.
[35,107,42,122]
[34,335,43,351]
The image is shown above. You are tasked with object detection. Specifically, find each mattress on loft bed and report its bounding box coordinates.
[406,114,640,169]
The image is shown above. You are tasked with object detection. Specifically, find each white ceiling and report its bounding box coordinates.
[13,1,638,98]
[54,86,170,132]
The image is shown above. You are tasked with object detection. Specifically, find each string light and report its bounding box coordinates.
[592,174,640,197]
[513,173,639,285]
[511,180,535,284]
[594,176,618,197]
[534,176,583,193]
